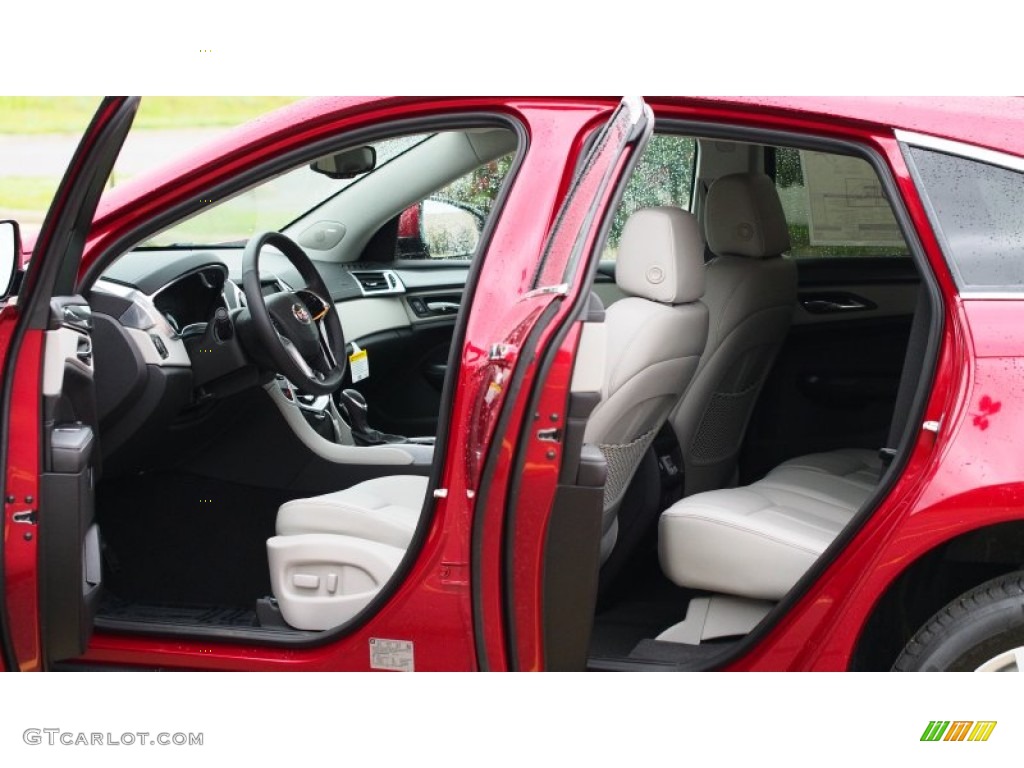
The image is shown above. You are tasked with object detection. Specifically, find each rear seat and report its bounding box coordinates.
[659,448,881,600]
[657,267,931,608]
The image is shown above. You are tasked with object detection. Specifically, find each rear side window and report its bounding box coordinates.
[773,147,909,258]
[906,146,1024,293]
[601,133,696,259]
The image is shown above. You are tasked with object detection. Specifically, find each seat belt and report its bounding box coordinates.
[879,290,931,470]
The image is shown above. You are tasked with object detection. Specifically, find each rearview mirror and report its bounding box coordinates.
[310,147,377,179]
[0,220,21,298]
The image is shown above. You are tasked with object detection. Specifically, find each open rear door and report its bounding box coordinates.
[0,97,139,670]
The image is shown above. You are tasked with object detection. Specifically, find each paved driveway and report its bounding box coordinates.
[0,128,224,177]
[0,128,226,225]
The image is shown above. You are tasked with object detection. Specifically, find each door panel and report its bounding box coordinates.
[40,297,102,660]
[740,257,919,482]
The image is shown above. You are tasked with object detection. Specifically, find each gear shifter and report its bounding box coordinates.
[338,389,405,445]
[338,389,371,434]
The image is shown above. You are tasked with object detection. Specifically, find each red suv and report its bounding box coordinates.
[2,96,1022,672]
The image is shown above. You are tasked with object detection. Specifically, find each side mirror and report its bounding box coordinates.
[309,147,377,179]
[0,220,21,298]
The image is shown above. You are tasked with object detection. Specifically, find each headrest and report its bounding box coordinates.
[705,173,791,258]
[615,207,705,304]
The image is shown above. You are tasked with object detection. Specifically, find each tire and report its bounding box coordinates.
[893,570,1024,671]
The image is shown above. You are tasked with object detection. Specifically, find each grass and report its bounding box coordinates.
[0,97,303,223]
[0,97,301,134]
[0,176,61,215]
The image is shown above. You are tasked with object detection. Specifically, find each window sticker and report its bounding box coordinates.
[801,151,904,248]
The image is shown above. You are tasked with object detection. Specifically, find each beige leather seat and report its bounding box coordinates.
[586,206,708,560]
[267,207,710,629]
[266,476,426,630]
[669,173,797,497]
[659,284,930,610]
[659,448,880,600]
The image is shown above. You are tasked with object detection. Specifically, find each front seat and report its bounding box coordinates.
[266,206,709,630]
[585,206,709,561]
[668,172,797,497]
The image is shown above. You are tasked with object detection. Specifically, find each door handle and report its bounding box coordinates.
[799,292,876,314]
[802,298,866,312]
[425,301,460,314]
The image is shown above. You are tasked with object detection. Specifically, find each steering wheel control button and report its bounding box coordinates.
[292,573,320,590]
[148,333,169,359]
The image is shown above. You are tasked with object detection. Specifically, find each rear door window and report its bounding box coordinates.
[772,147,909,258]
[601,133,696,259]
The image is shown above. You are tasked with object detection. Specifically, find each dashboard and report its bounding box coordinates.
[86,247,469,475]
[97,248,469,347]
[152,265,229,336]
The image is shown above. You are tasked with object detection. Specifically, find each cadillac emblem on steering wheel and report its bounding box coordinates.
[292,303,312,324]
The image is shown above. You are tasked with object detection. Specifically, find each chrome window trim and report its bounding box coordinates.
[958,291,1024,300]
[895,130,1024,173]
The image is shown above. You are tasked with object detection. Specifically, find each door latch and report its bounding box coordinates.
[12,510,37,525]
[537,428,561,443]
[487,343,518,363]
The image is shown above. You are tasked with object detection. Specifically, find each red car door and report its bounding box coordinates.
[472,97,654,669]
[0,98,139,671]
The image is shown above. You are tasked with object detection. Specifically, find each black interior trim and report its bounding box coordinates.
[796,256,921,286]
[541,483,604,670]
[101,252,232,296]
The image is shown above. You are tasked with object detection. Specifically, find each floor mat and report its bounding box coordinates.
[589,547,696,659]
[98,594,259,628]
[97,471,294,607]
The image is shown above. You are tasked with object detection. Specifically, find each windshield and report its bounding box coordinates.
[140,133,432,248]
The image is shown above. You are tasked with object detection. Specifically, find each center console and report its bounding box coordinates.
[265,378,435,466]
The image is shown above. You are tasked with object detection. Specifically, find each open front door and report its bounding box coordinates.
[0,97,139,670]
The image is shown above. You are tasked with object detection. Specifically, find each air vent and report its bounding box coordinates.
[349,269,404,296]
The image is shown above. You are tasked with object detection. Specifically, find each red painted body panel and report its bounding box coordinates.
[695,97,1024,158]
[6,95,1024,671]
[3,324,43,671]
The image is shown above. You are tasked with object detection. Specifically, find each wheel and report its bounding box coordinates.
[241,230,346,395]
[893,570,1024,671]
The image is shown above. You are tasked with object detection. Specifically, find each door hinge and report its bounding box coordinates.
[12,510,37,525]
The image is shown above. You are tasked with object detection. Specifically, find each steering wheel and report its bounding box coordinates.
[242,231,346,396]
